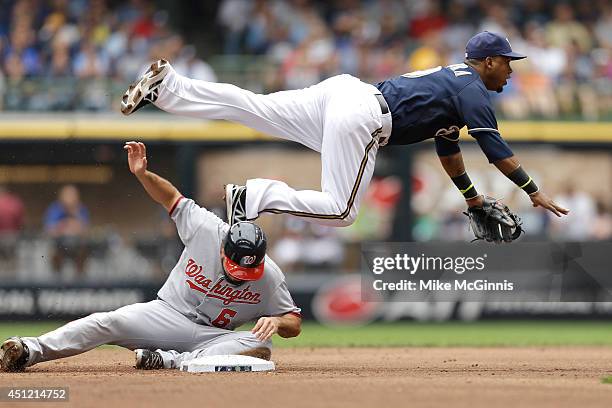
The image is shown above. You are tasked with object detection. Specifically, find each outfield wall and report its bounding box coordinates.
[1,114,612,143]
[2,269,612,323]
[0,118,610,322]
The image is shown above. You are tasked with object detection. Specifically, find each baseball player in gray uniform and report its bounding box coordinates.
[0,141,301,372]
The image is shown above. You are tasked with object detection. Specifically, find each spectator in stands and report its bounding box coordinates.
[3,52,25,81]
[591,200,612,241]
[0,67,5,110]
[244,0,275,55]
[503,23,562,119]
[44,184,90,277]
[550,185,596,241]
[594,6,612,48]
[271,218,304,272]
[0,185,24,234]
[546,3,592,53]
[4,14,41,78]
[113,34,149,82]
[43,40,76,110]
[558,40,599,120]
[442,1,474,55]
[217,0,252,54]
[478,4,513,36]
[407,31,445,71]
[173,45,217,82]
[282,21,335,89]
[47,41,72,78]
[409,0,448,40]
[73,40,110,78]
[0,185,25,277]
[271,217,344,272]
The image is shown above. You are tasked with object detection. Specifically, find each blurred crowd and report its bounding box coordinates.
[219,0,612,119]
[0,0,216,110]
[0,183,179,282]
[412,180,612,244]
[0,0,611,118]
[0,173,610,279]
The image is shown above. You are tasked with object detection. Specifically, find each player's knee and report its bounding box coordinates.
[324,193,357,227]
[244,332,272,350]
[102,311,130,334]
[341,218,356,227]
[335,211,357,227]
[82,312,115,334]
[89,312,113,327]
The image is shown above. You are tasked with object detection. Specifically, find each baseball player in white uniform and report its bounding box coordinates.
[121,59,391,228]
[120,32,567,230]
[0,141,301,372]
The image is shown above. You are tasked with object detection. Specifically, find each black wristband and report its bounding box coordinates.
[507,166,539,195]
[451,173,479,200]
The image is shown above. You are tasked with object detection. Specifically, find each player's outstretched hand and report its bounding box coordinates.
[124,141,148,177]
[529,191,570,217]
[251,317,280,341]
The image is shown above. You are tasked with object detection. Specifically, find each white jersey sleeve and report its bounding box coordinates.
[264,280,301,317]
[170,197,224,245]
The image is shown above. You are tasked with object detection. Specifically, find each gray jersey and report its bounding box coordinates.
[157,197,300,330]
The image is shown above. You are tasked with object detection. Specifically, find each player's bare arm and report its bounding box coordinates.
[124,141,181,212]
[252,313,302,341]
[492,156,569,217]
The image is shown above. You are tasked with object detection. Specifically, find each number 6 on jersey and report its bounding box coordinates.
[211,308,237,328]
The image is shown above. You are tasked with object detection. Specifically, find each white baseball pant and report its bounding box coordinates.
[154,67,392,226]
[21,299,271,369]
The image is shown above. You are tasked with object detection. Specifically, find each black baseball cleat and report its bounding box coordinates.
[134,349,164,370]
[225,184,248,225]
[0,337,30,372]
[121,59,170,115]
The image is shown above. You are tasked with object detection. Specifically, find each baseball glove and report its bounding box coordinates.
[464,196,523,243]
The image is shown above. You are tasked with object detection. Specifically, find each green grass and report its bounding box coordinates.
[272,321,612,348]
[602,376,612,384]
[0,322,65,339]
[2,321,612,348]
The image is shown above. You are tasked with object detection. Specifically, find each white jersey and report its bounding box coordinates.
[157,197,300,330]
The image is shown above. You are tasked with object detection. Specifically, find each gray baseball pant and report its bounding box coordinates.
[21,299,271,369]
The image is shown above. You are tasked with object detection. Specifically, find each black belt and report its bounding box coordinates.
[374,93,389,115]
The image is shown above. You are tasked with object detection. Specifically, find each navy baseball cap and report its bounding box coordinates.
[465,31,526,60]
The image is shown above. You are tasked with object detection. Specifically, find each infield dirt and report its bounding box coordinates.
[1,347,612,408]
